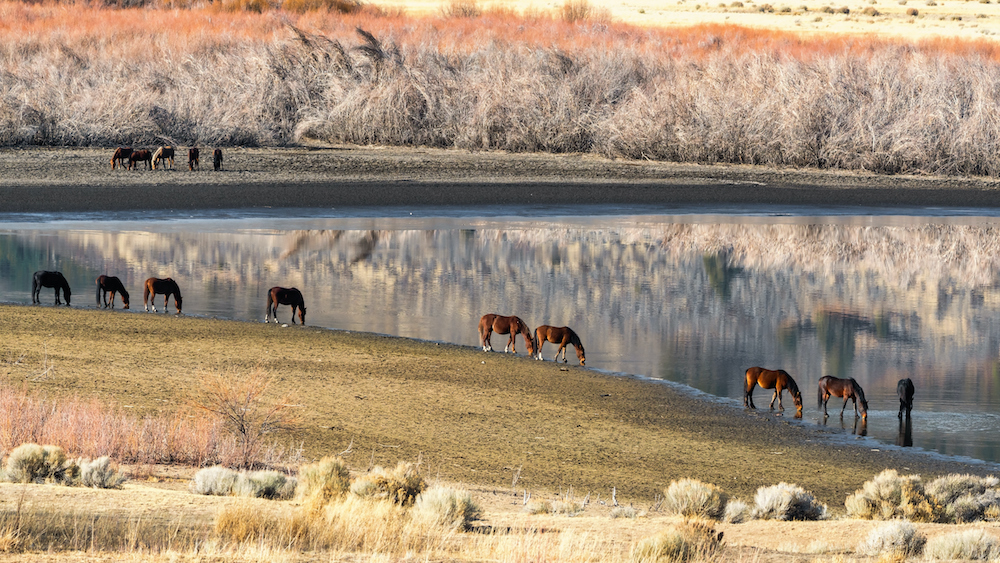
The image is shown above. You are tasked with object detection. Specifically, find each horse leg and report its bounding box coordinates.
[163,294,169,312]
[54,288,61,305]
[505,332,516,354]
[769,389,779,410]
[840,397,849,417]
[559,344,568,363]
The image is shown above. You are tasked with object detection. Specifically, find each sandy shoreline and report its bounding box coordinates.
[3,146,1000,212]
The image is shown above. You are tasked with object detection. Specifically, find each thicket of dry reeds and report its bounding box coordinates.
[4,2,1000,176]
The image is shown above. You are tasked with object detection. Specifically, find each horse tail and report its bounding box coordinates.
[817,378,825,409]
[266,290,274,317]
[96,277,102,305]
[143,280,151,304]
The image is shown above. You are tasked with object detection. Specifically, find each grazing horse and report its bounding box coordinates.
[188,147,200,171]
[96,275,129,309]
[478,314,536,357]
[143,277,182,313]
[744,367,803,417]
[897,378,915,418]
[818,375,868,420]
[265,286,306,325]
[533,325,585,365]
[128,149,152,170]
[111,147,132,170]
[152,146,175,170]
[32,271,71,306]
[213,148,223,171]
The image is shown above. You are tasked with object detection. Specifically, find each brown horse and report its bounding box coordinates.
[129,149,152,170]
[152,146,175,170]
[478,314,536,356]
[533,325,585,365]
[265,287,306,325]
[744,367,803,417]
[188,147,200,171]
[96,275,129,309]
[213,148,223,171]
[818,375,868,420]
[111,147,132,170]
[143,277,182,313]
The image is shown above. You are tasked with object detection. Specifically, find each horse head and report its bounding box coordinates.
[792,390,803,417]
[575,343,586,366]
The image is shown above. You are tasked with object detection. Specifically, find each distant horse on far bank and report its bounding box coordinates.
[111,147,132,170]
[32,271,71,306]
[818,375,868,420]
[129,149,152,170]
[152,146,175,170]
[533,325,585,365]
[265,287,306,325]
[744,366,802,417]
[897,378,915,418]
[96,275,129,309]
[478,314,536,357]
[143,277,182,313]
[213,148,223,171]
[188,147,200,171]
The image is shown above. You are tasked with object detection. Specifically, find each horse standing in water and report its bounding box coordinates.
[897,378,915,418]
[478,314,536,357]
[818,375,869,420]
[744,367,803,417]
[96,275,129,309]
[32,271,72,306]
[533,325,586,365]
[265,287,306,325]
[143,277,182,313]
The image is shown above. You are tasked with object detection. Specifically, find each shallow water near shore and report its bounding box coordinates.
[3,205,1000,463]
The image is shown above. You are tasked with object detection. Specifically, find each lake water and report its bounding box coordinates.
[3,206,1000,465]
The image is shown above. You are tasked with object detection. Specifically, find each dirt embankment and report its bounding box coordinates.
[2,146,1000,212]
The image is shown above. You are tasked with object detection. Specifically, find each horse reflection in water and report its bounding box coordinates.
[897,414,913,447]
[818,408,868,437]
[743,366,803,418]
[281,230,382,264]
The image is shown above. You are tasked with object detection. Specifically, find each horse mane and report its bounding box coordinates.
[783,371,799,395]
[850,378,867,403]
[569,328,583,348]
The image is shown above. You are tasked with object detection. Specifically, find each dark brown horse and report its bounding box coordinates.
[265,287,306,325]
[129,149,152,170]
[744,367,803,417]
[533,325,585,365]
[96,275,129,309]
[143,277,182,313]
[213,148,223,171]
[111,147,132,170]
[32,270,71,306]
[188,147,200,171]
[818,375,868,420]
[152,146,175,170]
[478,314,536,356]
[897,378,915,418]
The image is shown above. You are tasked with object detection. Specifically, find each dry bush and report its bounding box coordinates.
[215,500,290,543]
[751,482,826,521]
[631,519,723,562]
[193,366,300,470]
[233,470,297,500]
[722,499,752,523]
[410,485,482,531]
[925,528,1000,560]
[349,461,425,505]
[441,0,482,18]
[661,478,729,520]
[845,469,943,522]
[560,0,590,22]
[3,444,77,484]
[856,520,926,558]
[297,455,351,506]
[192,465,239,496]
[926,474,1000,523]
[281,0,359,12]
[78,456,127,489]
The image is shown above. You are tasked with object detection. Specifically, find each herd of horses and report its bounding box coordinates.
[744,366,916,421]
[478,313,586,365]
[110,146,223,171]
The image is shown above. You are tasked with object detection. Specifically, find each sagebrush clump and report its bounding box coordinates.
[856,520,926,558]
[631,519,723,563]
[192,466,239,496]
[234,470,297,500]
[924,528,1000,560]
[79,456,127,489]
[410,485,482,531]
[926,474,1000,523]
[349,462,425,505]
[662,478,729,520]
[752,482,827,521]
[297,456,351,505]
[845,469,943,522]
[3,443,77,484]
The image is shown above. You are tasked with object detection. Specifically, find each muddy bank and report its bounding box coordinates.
[3,146,1000,212]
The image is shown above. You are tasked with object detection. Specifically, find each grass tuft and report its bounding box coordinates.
[410,485,482,530]
[856,520,926,558]
[630,519,723,562]
[751,482,826,521]
[924,528,1000,560]
[662,478,729,520]
[349,461,425,505]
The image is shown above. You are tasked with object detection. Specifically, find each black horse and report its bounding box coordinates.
[898,378,915,418]
[96,275,130,309]
[32,271,72,306]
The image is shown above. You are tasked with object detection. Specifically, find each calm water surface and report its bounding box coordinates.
[3,206,1000,464]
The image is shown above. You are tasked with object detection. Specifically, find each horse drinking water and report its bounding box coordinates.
[96,275,129,309]
[744,367,803,417]
[818,375,868,420]
[143,277,182,313]
[32,271,71,306]
[533,325,585,365]
[265,287,306,325]
[478,314,536,356]
[897,378,915,418]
